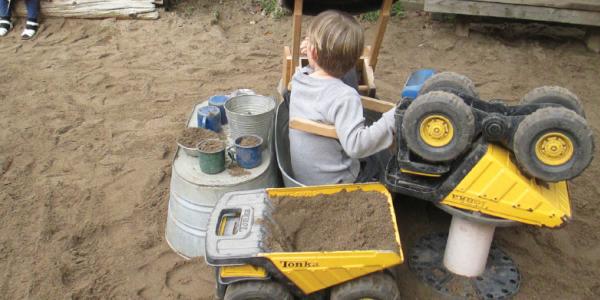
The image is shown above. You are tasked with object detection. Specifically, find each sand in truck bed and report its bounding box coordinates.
[265,190,398,252]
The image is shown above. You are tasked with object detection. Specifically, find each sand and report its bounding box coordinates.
[0,0,599,299]
[198,139,223,152]
[265,190,398,252]
[227,163,250,177]
[238,135,261,147]
[177,127,219,148]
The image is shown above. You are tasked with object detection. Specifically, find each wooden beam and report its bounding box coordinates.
[473,0,600,13]
[289,0,304,86]
[398,0,425,11]
[369,0,393,69]
[361,96,396,113]
[362,58,377,97]
[358,85,370,94]
[282,46,292,90]
[289,118,338,139]
[425,0,600,27]
[15,0,158,19]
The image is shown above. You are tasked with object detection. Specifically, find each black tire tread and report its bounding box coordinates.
[402,91,475,162]
[419,71,478,98]
[513,107,594,182]
[520,86,585,117]
[330,272,400,300]
[224,280,293,300]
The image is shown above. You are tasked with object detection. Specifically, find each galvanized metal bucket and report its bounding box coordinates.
[274,101,304,187]
[224,95,276,144]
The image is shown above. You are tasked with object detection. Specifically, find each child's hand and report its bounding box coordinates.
[300,37,309,56]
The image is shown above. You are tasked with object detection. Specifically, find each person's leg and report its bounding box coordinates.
[0,0,13,37]
[0,0,10,18]
[21,0,40,39]
[25,0,39,21]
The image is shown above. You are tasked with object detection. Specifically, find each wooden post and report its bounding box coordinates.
[455,15,470,37]
[586,29,600,53]
[282,46,292,88]
[369,0,393,70]
[288,0,304,86]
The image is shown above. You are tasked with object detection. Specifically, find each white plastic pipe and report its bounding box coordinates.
[443,216,496,277]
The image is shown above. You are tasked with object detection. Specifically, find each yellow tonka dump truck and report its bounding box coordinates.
[205,183,404,300]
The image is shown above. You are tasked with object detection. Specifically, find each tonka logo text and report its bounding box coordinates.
[239,209,251,232]
[451,193,485,209]
[280,261,319,268]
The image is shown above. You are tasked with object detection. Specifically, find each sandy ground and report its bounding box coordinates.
[0,0,599,299]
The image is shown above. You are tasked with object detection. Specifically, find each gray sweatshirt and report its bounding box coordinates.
[289,67,396,185]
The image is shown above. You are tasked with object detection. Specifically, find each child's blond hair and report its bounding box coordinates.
[308,10,364,78]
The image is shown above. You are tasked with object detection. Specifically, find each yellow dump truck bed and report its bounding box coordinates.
[205,183,404,295]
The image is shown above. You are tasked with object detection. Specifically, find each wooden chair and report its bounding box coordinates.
[280,0,396,139]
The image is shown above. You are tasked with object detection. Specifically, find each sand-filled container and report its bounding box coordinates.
[205,183,404,296]
[224,95,275,144]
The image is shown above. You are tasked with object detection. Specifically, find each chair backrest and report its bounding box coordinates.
[280,0,390,15]
[282,0,394,86]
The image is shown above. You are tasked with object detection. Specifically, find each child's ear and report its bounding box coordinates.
[308,45,318,61]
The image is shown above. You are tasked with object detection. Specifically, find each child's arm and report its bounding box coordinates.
[328,91,396,159]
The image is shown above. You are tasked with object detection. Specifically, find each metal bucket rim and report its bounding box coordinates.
[234,134,264,149]
[199,105,221,115]
[224,95,276,118]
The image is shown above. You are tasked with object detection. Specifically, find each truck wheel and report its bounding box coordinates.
[224,280,292,300]
[513,107,594,182]
[402,91,475,162]
[330,272,400,300]
[419,71,479,98]
[520,86,585,117]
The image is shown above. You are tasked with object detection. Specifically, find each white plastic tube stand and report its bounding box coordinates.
[443,215,496,277]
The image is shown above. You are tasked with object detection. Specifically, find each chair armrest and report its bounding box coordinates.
[289,118,338,139]
[360,96,395,113]
[288,97,395,139]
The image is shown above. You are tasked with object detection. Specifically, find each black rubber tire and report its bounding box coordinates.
[402,91,475,162]
[224,280,293,300]
[419,71,479,98]
[330,272,400,300]
[280,0,386,15]
[513,107,594,182]
[520,86,585,117]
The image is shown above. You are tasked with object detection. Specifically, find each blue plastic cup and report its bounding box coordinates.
[228,135,263,169]
[197,106,222,133]
[208,95,230,124]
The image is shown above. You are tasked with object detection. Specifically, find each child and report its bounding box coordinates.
[289,10,396,185]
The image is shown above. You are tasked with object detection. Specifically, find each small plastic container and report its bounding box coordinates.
[401,69,436,100]
[197,106,222,132]
[208,95,230,124]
